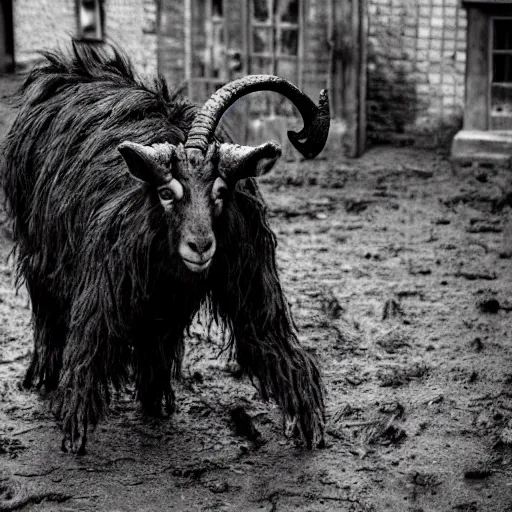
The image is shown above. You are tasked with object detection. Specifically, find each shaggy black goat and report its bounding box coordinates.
[1,42,330,453]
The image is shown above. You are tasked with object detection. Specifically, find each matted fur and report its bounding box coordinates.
[1,42,325,450]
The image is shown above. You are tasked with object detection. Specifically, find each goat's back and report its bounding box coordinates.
[0,42,197,296]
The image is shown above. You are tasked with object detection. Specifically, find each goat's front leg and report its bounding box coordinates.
[230,320,325,448]
[134,328,185,417]
[213,242,325,447]
[52,297,116,454]
[23,275,68,391]
[53,343,109,454]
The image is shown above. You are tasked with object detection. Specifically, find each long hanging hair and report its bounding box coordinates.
[1,41,325,447]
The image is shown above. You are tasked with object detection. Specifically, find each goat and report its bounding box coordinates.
[1,42,330,453]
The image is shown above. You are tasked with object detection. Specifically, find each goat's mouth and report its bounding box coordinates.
[182,257,212,273]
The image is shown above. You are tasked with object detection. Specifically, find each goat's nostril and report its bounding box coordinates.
[187,239,213,255]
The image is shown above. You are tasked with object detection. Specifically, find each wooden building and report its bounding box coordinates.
[4,0,480,157]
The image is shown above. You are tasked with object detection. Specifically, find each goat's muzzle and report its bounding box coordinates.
[179,236,216,273]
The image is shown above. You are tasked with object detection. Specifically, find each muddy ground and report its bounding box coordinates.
[1,73,512,512]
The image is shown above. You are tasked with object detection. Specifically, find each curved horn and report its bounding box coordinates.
[118,141,175,184]
[185,75,330,159]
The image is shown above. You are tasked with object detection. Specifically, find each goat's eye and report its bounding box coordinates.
[158,188,174,202]
[214,186,228,202]
[212,177,228,216]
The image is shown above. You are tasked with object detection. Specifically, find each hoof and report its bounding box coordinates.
[61,429,87,455]
[284,413,325,449]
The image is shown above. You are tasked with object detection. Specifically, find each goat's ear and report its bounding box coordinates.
[218,141,282,182]
[118,141,173,185]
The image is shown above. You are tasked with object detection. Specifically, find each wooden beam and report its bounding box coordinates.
[357,0,367,156]
[329,0,344,120]
[462,0,512,4]
[297,0,305,88]
[184,0,192,98]
[464,7,489,130]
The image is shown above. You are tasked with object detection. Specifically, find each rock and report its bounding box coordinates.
[477,297,500,314]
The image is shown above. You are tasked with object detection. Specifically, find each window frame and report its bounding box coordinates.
[248,0,304,87]
[76,0,104,42]
[489,15,512,130]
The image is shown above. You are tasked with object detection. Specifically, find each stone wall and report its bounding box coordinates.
[367,0,466,142]
[13,0,158,77]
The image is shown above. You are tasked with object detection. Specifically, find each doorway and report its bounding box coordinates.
[0,0,14,73]
[181,0,367,155]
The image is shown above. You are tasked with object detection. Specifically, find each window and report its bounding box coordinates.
[250,0,301,83]
[490,17,512,129]
[187,0,303,114]
[250,0,302,115]
[201,0,226,80]
[189,0,231,100]
[77,0,103,41]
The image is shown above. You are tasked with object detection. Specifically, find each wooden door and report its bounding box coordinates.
[186,0,305,144]
[0,0,14,73]
[246,0,303,118]
[184,0,368,156]
[328,0,367,157]
[187,0,250,142]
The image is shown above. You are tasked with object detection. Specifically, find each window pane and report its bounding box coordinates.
[210,23,226,79]
[493,54,512,83]
[251,56,273,74]
[249,91,271,116]
[491,84,512,130]
[78,0,102,40]
[253,28,271,53]
[277,58,298,84]
[279,29,298,55]
[276,59,298,113]
[253,0,269,22]
[277,0,298,23]
[493,19,512,50]
[191,0,207,77]
[212,0,223,17]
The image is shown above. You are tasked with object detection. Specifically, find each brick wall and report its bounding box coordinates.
[367,0,466,142]
[103,0,158,77]
[13,0,76,67]
[13,0,158,77]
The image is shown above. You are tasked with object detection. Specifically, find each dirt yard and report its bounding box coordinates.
[1,73,512,512]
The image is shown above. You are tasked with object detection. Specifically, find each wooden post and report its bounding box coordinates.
[329,0,344,120]
[357,0,367,156]
[298,0,305,89]
[0,1,7,73]
[464,7,489,130]
[330,0,367,157]
[184,0,192,98]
